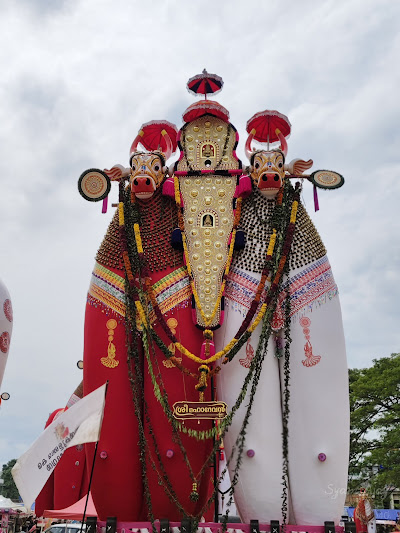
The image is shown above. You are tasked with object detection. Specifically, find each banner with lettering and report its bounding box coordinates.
[12,383,107,509]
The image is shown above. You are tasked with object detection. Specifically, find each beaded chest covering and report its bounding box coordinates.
[234,189,327,273]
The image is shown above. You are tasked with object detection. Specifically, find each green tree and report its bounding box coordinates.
[349,353,400,508]
[0,459,20,501]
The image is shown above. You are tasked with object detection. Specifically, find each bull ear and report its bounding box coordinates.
[103,164,131,180]
[286,158,313,175]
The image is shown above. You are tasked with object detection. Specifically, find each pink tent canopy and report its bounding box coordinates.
[43,493,97,520]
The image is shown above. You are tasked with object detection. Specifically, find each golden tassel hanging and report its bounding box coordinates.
[195,364,209,401]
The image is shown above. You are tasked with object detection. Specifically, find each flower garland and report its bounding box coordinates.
[118,178,301,385]
[118,176,301,410]
[119,177,302,525]
[121,179,301,441]
[134,182,284,366]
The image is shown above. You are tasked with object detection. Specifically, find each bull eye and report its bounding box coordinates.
[131,165,136,171]
[154,165,160,171]
[278,162,283,168]
[146,178,150,185]
[255,162,260,169]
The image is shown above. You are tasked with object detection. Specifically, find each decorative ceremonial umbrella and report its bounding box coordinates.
[246,109,291,145]
[182,100,230,123]
[187,69,224,99]
[137,120,178,153]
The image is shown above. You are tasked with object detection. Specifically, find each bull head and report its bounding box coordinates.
[129,151,166,200]
[246,128,312,197]
[249,149,286,197]
[128,129,173,200]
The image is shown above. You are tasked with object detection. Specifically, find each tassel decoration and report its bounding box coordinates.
[313,184,320,212]
[171,228,184,250]
[190,482,199,502]
[234,228,246,250]
[162,176,175,198]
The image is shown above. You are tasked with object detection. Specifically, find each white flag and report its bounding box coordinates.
[12,383,107,510]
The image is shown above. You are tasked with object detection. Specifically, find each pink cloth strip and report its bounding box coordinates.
[313,184,320,212]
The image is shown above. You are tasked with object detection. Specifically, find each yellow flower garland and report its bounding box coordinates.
[267,229,277,257]
[123,178,299,368]
[130,192,278,365]
[118,201,124,225]
[290,200,298,224]
[134,223,144,254]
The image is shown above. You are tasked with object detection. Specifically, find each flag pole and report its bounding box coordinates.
[80,381,109,533]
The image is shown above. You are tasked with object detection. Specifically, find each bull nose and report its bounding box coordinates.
[261,173,280,182]
[146,178,150,185]
[134,178,138,186]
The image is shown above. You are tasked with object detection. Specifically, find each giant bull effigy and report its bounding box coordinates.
[78,71,349,527]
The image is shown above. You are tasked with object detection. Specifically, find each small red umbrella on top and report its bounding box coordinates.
[187,69,224,100]
[132,120,178,154]
[245,109,291,162]
[129,120,178,159]
[246,109,291,150]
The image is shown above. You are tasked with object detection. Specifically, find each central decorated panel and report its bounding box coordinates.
[180,175,236,327]
[176,114,240,328]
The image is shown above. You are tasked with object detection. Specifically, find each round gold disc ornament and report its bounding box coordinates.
[78,168,111,202]
[310,169,344,190]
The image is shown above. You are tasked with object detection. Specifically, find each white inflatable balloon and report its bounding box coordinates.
[0,278,13,391]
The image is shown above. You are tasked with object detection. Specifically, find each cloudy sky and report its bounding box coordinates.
[0,0,399,472]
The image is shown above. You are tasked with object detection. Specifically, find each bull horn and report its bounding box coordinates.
[276,128,288,157]
[160,129,174,161]
[245,128,256,160]
[129,129,145,159]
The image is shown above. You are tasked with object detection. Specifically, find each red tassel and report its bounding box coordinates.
[162,177,175,198]
[235,174,253,198]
